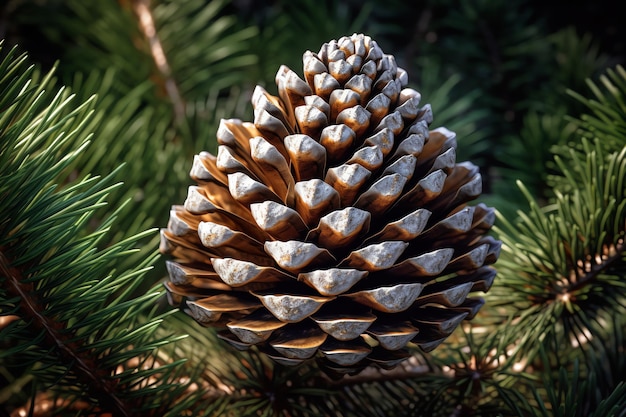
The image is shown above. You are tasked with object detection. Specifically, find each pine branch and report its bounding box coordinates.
[0,43,207,416]
[531,344,626,417]
[567,65,626,149]
[0,251,128,416]
[490,65,626,364]
[566,239,624,295]
[129,0,185,124]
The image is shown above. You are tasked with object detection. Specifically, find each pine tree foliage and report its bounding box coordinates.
[1,1,626,416]
[490,64,626,415]
[532,353,626,417]
[568,65,626,149]
[492,65,626,346]
[493,28,610,204]
[0,43,221,417]
[27,0,258,101]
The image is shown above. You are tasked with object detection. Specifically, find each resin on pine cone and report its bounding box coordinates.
[160,34,500,374]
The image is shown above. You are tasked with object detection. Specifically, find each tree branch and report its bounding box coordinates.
[567,238,625,295]
[131,0,185,124]
[0,250,130,417]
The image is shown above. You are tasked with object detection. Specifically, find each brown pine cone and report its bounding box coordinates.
[160,33,500,375]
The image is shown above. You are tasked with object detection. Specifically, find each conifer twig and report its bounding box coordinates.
[0,250,130,417]
[567,239,625,295]
[131,0,185,123]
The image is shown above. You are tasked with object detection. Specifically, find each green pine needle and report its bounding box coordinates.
[0,43,212,416]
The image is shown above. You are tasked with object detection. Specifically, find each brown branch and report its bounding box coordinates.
[131,0,185,124]
[567,239,625,295]
[0,250,130,417]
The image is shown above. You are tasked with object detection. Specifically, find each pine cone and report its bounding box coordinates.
[160,34,500,375]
